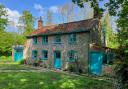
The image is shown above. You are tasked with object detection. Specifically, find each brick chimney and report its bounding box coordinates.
[38,16,43,30]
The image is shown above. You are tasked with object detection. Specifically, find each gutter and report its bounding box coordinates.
[26,29,90,38]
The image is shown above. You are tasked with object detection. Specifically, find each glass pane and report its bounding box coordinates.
[33,37,38,44]
[56,51,61,58]
[42,36,48,44]
[69,34,76,43]
[43,50,48,59]
[54,36,61,43]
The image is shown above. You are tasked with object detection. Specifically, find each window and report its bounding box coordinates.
[42,36,48,44]
[42,50,48,60]
[54,35,61,44]
[68,50,77,62]
[68,34,76,44]
[103,53,114,65]
[55,51,61,59]
[33,37,38,44]
[32,50,38,59]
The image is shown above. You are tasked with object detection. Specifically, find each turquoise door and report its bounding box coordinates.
[54,51,61,69]
[90,52,103,75]
[14,49,23,62]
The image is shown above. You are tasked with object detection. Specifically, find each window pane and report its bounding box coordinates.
[33,37,37,44]
[56,51,61,58]
[32,50,37,59]
[69,34,76,44]
[68,50,77,62]
[54,35,61,43]
[42,50,48,60]
[42,36,48,44]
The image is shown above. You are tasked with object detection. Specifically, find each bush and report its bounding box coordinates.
[68,64,75,72]
[19,59,25,64]
[0,56,13,62]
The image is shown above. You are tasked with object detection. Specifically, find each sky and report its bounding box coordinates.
[0,0,117,32]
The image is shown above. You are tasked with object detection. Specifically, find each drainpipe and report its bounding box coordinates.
[87,31,91,75]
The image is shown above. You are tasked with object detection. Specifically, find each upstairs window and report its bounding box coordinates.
[42,50,48,60]
[67,50,77,62]
[68,34,76,44]
[54,35,61,44]
[42,36,48,44]
[32,50,38,59]
[33,37,38,44]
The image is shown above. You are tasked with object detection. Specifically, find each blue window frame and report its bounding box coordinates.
[54,35,61,44]
[32,50,38,59]
[42,50,48,60]
[42,36,48,44]
[68,34,76,44]
[68,50,77,62]
[33,37,38,44]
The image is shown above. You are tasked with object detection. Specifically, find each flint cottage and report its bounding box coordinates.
[23,16,113,75]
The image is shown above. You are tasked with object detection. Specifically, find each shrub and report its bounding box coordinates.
[19,59,25,64]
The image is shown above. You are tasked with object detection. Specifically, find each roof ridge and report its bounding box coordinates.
[44,18,96,27]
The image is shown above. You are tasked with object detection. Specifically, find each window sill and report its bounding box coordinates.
[53,42,62,44]
[33,43,38,45]
[42,43,48,45]
[68,42,77,45]
[42,58,48,60]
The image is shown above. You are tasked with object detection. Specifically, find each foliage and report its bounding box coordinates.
[114,1,128,89]
[0,4,26,56]
[19,10,35,36]
[0,31,25,56]
[72,0,128,88]
[19,59,25,64]
[0,31,15,56]
[0,56,12,60]
[72,0,104,18]
[0,4,8,31]
[102,13,119,48]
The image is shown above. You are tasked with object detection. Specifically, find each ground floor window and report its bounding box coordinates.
[103,52,114,65]
[68,50,77,62]
[32,50,38,59]
[42,50,48,60]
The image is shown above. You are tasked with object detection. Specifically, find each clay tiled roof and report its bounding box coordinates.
[28,18,99,37]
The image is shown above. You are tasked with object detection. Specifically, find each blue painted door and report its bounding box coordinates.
[14,49,23,62]
[54,51,61,69]
[90,52,103,75]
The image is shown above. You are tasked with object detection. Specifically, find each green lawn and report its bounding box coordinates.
[0,64,36,70]
[0,64,114,89]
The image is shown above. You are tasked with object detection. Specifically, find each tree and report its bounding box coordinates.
[0,4,8,31]
[79,2,93,20]
[46,10,53,25]
[72,0,104,18]
[102,12,118,48]
[72,0,128,88]
[59,3,75,23]
[19,10,35,35]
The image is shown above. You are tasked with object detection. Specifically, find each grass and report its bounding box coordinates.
[0,72,114,89]
[0,64,36,70]
[0,64,114,89]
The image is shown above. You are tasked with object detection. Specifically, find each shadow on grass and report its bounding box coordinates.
[0,71,114,89]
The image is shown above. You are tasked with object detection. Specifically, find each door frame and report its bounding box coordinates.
[89,51,104,75]
[14,49,23,62]
[54,50,61,69]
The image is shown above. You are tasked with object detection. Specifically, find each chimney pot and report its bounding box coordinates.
[38,16,43,30]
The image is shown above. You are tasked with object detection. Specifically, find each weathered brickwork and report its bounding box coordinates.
[24,32,89,72]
